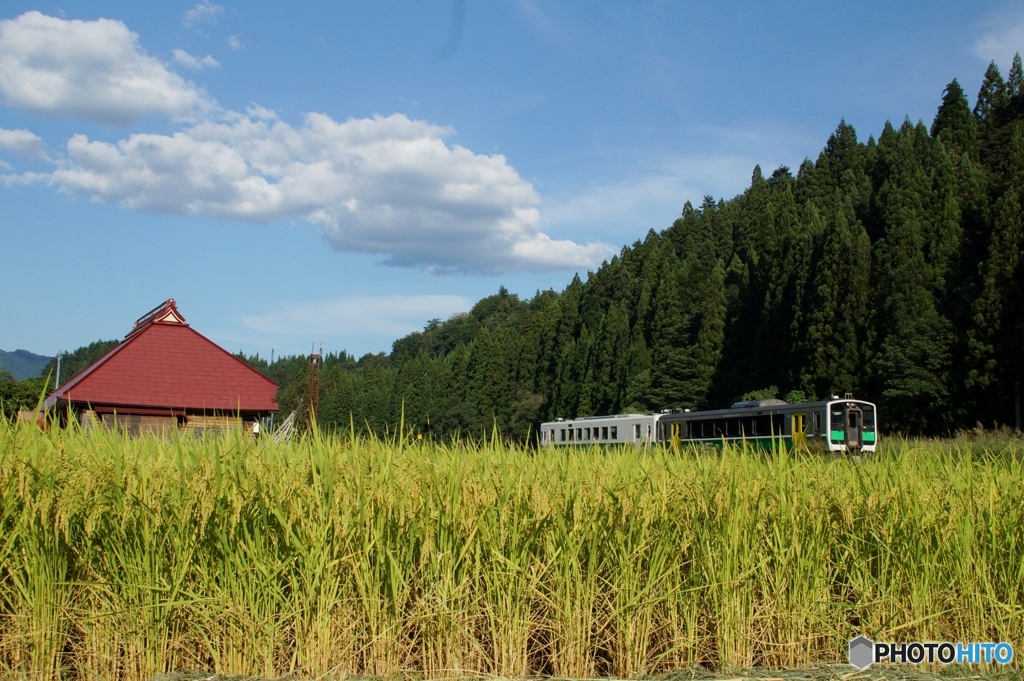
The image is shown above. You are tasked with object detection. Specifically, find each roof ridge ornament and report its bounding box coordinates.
[132,299,187,331]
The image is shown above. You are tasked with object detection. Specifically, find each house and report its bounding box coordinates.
[43,299,278,435]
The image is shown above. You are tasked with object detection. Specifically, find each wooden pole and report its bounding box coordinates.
[308,352,321,428]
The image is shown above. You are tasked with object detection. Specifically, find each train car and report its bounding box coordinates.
[541,394,877,454]
[539,413,659,447]
[656,394,877,454]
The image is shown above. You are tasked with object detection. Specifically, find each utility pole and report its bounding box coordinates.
[55,351,62,389]
[308,344,322,428]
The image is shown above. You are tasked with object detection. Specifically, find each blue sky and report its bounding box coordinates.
[1,1,1022,360]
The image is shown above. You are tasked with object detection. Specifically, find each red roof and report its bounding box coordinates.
[45,300,278,414]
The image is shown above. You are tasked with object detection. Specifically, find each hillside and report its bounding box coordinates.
[0,348,51,380]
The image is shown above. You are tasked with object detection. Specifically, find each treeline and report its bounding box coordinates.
[252,58,1024,438]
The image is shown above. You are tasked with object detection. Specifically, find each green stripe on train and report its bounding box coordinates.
[830,430,876,443]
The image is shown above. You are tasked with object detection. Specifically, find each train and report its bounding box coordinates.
[539,393,877,454]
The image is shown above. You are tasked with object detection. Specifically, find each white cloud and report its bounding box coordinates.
[183,1,223,28]
[974,5,1024,67]
[0,127,49,160]
[0,11,212,126]
[47,110,613,273]
[0,11,611,275]
[226,35,245,50]
[173,49,220,70]
[2,170,47,186]
[242,295,471,337]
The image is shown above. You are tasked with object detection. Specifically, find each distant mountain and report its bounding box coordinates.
[0,348,52,380]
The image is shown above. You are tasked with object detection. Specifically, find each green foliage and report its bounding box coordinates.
[740,386,778,402]
[42,340,119,384]
[784,389,810,404]
[0,371,51,420]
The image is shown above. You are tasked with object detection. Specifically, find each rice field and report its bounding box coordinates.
[0,419,1022,681]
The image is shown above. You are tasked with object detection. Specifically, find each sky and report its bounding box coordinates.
[1,1,1023,360]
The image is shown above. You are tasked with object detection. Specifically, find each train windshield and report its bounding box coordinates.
[861,404,875,428]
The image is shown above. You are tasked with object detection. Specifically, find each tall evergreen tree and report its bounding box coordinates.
[870,123,956,431]
[800,197,871,397]
[975,62,1007,123]
[969,126,1024,424]
[932,79,979,159]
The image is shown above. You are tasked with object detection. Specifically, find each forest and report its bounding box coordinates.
[242,58,1024,438]
[6,58,1024,437]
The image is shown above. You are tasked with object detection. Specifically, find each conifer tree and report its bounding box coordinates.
[969,125,1024,423]
[801,197,871,397]
[871,123,955,430]
[975,62,1007,123]
[932,79,979,159]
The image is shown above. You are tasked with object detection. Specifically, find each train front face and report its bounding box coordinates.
[827,399,877,453]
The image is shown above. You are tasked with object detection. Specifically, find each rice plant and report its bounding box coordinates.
[0,418,1021,680]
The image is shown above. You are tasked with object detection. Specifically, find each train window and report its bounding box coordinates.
[611,426,618,440]
[634,423,641,439]
[585,427,590,439]
[751,415,770,435]
[577,428,582,440]
[560,429,566,442]
[814,412,821,433]
[568,428,574,441]
[602,426,608,439]
[862,406,875,427]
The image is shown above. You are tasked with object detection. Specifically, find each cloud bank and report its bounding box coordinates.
[0,11,612,275]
